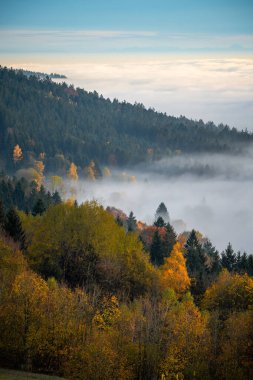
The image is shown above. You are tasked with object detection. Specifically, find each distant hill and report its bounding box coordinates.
[0,66,252,174]
[14,68,67,80]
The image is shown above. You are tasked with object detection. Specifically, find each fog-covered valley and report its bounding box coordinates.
[76,150,253,253]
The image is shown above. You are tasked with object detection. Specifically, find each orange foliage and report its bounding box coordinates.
[13,144,23,163]
[34,160,45,190]
[160,242,190,296]
[68,162,78,181]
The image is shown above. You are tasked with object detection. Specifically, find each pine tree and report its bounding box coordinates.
[0,198,5,230]
[221,243,236,272]
[185,230,207,299]
[4,207,26,250]
[150,230,164,266]
[154,216,166,227]
[32,198,46,216]
[127,211,137,232]
[164,222,177,257]
[155,202,170,223]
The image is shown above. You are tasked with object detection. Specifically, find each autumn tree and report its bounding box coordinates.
[160,242,190,296]
[13,144,23,163]
[68,162,78,181]
[34,160,45,191]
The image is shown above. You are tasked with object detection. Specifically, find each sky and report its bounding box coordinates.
[0,0,253,128]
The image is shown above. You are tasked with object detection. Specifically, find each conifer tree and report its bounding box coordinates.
[164,222,177,257]
[150,230,164,266]
[185,229,206,298]
[32,198,46,216]
[4,207,26,250]
[0,198,5,230]
[154,216,166,227]
[127,211,137,232]
[221,243,236,272]
[155,202,170,223]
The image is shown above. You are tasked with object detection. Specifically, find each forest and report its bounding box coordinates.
[0,179,253,380]
[1,66,253,176]
[0,66,253,379]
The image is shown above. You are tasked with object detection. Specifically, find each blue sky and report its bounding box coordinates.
[1,1,253,130]
[1,0,253,54]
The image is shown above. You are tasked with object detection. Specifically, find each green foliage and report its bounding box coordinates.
[0,176,61,213]
[25,202,157,298]
[1,67,252,174]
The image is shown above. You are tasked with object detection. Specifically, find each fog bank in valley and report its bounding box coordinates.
[76,151,253,254]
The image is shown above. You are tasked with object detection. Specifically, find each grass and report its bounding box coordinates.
[0,368,65,380]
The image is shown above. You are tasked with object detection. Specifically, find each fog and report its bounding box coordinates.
[75,151,253,254]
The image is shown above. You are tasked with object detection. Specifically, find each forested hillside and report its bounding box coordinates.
[0,66,252,174]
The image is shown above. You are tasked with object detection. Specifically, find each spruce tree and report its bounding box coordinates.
[150,230,164,266]
[155,202,170,223]
[154,216,166,227]
[127,211,137,232]
[4,207,26,250]
[0,198,5,230]
[164,222,177,257]
[221,243,236,272]
[185,230,206,298]
[32,198,46,216]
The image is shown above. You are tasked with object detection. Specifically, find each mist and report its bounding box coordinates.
[75,150,253,254]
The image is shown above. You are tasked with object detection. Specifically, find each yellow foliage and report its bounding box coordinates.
[160,242,190,296]
[13,144,23,163]
[34,160,45,190]
[68,162,78,181]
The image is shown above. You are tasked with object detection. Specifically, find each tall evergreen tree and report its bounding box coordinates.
[32,198,46,216]
[127,211,137,232]
[184,230,206,299]
[0,198,5,230]
[221,243,236,272]
[154,216,166,227]
[155,202,170,223]
[150,230,164,266]
[4,207,26,250]
[164,222,177,257]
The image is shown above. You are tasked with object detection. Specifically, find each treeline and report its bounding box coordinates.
[1,66,253,175]
[0,175,61,214]
[0,201,253,379]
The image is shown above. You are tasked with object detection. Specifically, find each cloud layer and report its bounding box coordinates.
[4,55,253,130]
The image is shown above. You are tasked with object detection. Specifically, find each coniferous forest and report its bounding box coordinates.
[0,67,253,380]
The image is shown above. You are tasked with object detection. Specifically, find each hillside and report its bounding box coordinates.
[0,66,252,174]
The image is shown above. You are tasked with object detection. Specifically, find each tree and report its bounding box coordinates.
[202,270,253,318]
[32,198,46,216]
[34,160,45,191]
[184,230,207,299]
[154,216,166,227]
[127,211,137,232]
[160,242,190,296]
[155,202,170,223]
[221,243,236,272]
[13,144,23,163]
[4,207,26,250]
[68,163,78,181]
[150,230,164,266]
[0,198,5,230]
[164,222,177,257]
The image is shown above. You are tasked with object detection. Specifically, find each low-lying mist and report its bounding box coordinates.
[76,150,253,254]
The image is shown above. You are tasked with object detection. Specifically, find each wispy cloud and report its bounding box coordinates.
[0,29,253,54]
